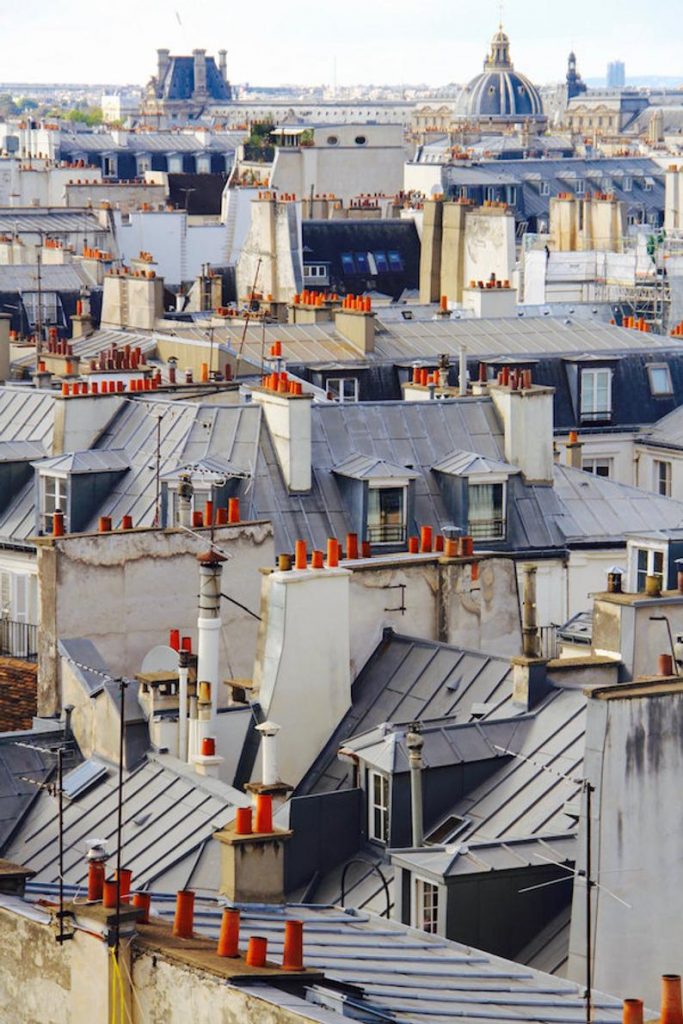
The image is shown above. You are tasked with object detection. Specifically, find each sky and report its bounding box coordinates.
[0,0,680,88]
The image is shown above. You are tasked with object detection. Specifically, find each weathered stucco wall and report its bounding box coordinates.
[37,522,274,715]
[131,949,320,1024]
[567,686,683,1009]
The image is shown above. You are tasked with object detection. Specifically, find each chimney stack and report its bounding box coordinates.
[213,794,292,903]
[157,48,170,84]
[521,563,540,658]
[566,430,583,469]
[196,551,225,722]
[252,386,313,492]
[218,49,227,83]
[193,49,207,96]
[490,378,555,485]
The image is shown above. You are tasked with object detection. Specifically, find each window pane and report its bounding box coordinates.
[374,251,389,272]
[387,251,404,271]
[367,487,406,544]
[649,366,672,395]
[341,252,356,273]
[468,482,504,539]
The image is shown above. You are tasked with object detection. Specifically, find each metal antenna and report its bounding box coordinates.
[493,744,608,1024]
[114,676,127,960]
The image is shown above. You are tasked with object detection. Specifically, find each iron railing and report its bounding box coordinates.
[0,619,38,660]
[469,517,505,541]
[367,524,406,544]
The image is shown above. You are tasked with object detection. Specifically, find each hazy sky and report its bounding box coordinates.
[1,0,680,87]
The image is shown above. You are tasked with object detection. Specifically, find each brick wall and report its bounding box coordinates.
[0,659,37,732]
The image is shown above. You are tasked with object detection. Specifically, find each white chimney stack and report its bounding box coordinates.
[256,721,281,785]
[490,379,555,485]
[196,551,225,722]
[177,648,189,760]
[252,387,313,493]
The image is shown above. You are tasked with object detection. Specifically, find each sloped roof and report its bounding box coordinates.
[0,440,46,463]
[34,449,130,475]
[0,727,66,853]
[432,449,520,477]
[332,452,420,481]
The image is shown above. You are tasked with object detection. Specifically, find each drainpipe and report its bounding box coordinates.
[196,551,225,722]
[406,726,424,848]
[177,649,189,761]
[521,563,540,658]
[256,720,281,785]
[188,695,198,764]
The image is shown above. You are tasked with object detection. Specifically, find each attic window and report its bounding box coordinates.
[425,815,469,845]
[341,252,356,274]
[647,364,673,396]
[580,367,612,423]
[387,251,404,271]
[468,482,505,540]
[373,251,389,273]
[42,475,68,534]
[367,485,407,544]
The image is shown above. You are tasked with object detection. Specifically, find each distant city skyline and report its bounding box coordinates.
[1,0,680,88]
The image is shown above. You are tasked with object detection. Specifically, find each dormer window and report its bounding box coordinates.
[42,475,68,533]
[580,367,612,423]
[367,485,406,544]
[369,770,389,844]
[413,877,439,934]
[468,481,505,540]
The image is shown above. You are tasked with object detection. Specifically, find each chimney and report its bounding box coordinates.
[521,563,540,658]
[52,389,124,456]
[490,378,555,485]
[101,265,164,331]
[252,558,351,786]
[566,430,583,469]
[406,726,424,847]
[246,720,293,809]
[252,386,313,492]
[334,302,376,354]
[157,48,170,84]
[0,313,10,382]
[196,551,225,722]
[218,49,227,83]
[213,794,292,903]
[193,49,207,96]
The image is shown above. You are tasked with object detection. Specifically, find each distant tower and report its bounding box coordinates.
[566,51,586,100]
[607,60,625,89]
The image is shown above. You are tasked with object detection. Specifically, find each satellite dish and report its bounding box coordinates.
[141,644,179,674]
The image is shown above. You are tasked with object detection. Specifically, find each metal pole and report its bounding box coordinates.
[114,678,126,960]
[585,780,593,1024]
[57,747,64,945]
[153,413,162,527]
[35,243,43,359]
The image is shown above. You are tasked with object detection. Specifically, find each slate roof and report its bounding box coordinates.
[0,727,66,853]
[0,263,96,292]
[302,220,420,300]
[0,210,104,236]
[35,449,130,475]
[59,131,239,155]
[332,453,420,480]
[639,401,683,450]
[432,450,520,477]
[6,752,248,894]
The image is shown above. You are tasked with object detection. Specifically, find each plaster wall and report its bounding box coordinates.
[36,522,273,716]
[462,210,515,287]
[252,566,351,787]
[490,385,555,484]
[567,687,683,1009]
[131,951,318,1024]
[115,211,228,286]
[236,199,302,304]
[51,393,124,455]
[0,904,113,1024]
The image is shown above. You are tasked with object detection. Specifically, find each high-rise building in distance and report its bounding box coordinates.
[607,60,626,88]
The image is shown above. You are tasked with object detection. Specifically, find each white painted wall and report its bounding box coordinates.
[114,210,228,286]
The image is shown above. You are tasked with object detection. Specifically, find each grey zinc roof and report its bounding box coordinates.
[0,440,46,462]
[391,833,577,881]
[432,449,520,477]
[0,388,56,447]
[297,632,516,798]
[6,752,248,894]
[84,397,262,530]
[0,210,103,236]
[0,263,97,292]
[639,403,683,451]
[332,452,420,480]
[34,449,130,475]
[134,901,628,1024]
[0,728,65,853]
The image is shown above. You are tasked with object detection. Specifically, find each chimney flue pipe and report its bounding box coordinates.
[196,552,225,722]
[256,720,281,786]
[458,347,467,397]
[521,563,541,658]
[406,725,424,848]
[178,648,189,761]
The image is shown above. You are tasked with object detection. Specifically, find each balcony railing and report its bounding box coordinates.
[468,517,505,541]
[0,619,38,661]
[367,523,407,544]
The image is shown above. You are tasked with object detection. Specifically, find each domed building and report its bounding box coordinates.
[455,26,546,131]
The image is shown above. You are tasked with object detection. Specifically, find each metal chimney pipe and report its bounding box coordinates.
[406,726,424,847]
[458,347,467,397]
[256,721,281,786]
[196,552,225,722]
[177,473,193,528]
[521,563,540,658]
[178,649,189,761]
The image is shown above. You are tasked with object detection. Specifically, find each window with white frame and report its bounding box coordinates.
[327,377,359,403]
[468,481,505,540]
[170,487,210,525]
[580,368,612,422]
[647,364,673,396]
[623,176,632,192]
[634,547,665,592]
[303,264,327,280]
[582,457,612,478]
[42,475,68,533]
[575,179,585,195]
[368,770,389,843]
[367,485,407,544]
[540,181,550,196]
[654,459,672,497]
[413,877,439,934]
